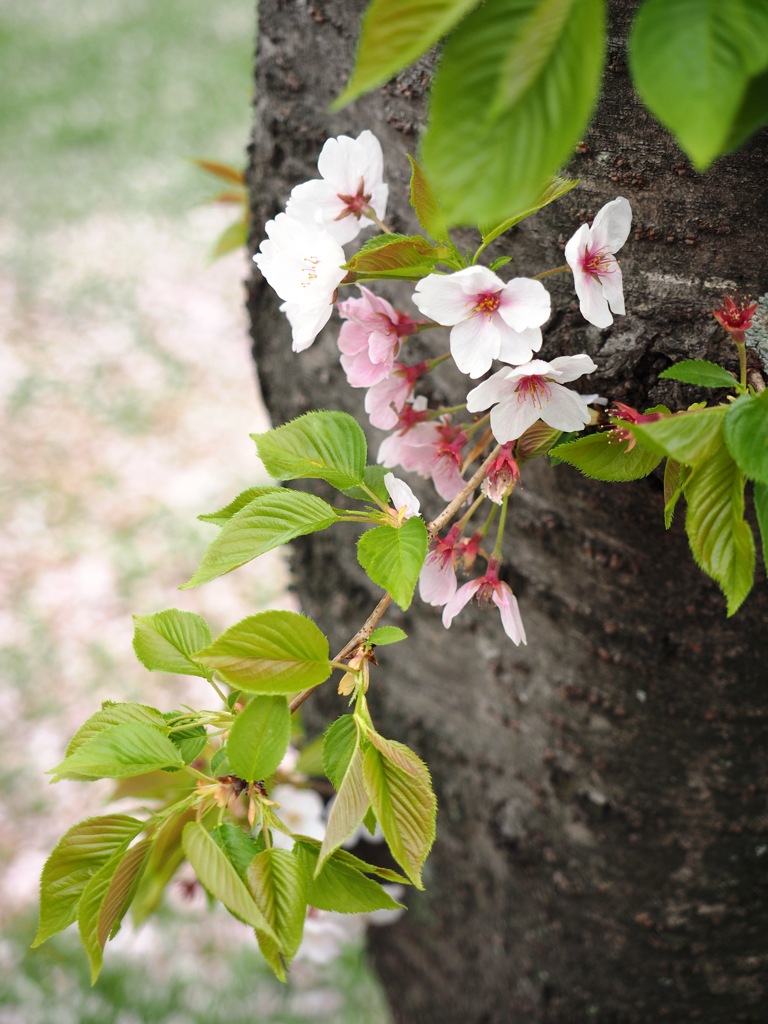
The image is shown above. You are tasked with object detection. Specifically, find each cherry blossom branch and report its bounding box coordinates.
[533,264,571,280]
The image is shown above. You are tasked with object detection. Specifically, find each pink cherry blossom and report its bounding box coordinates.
[564,197,632,328]
[412,266,550,378]
[337,287,420,387]
[481,444,520,505]
[252,212,346,352]
[466,354,598,444]
[286,130,389,245]
[419,526,462,606]
[365,361,428,429]
[442,559,526,645]
[378,411,467,501]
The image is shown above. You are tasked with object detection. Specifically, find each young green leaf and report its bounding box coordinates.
[362,732,437,889]
[629,0,768,170]
[479,175,578,246]
[198,486,282,526]
[252,411,367,490]
[754,482,768,579]
[663,458,685,529]
[684,443,755,616]
[162,712,208,765]
[65,702,168,757]
[335,0,483,107]
[226,695,291,782]
[724,390,768,484]
[182,821,277,941]
[341,464,390,504]
[367,626,408,647]
[421,0,605,226]
[343,233,444,281]
[33,815,145,947]
[131,808,197,924]
[407,155,450,243]
[627,406,727,466]
[322,715,358,791]
[78,837,153,983]
[210,823,265,882]
[48,724,184,782]
[182,490,338,588]
[357,517,428,610]
[247,848,308,981]
[551,431,662,481]
[319,741,369,872]
[132,609,213,678]
[658,359,737,389]
[295,842,405,914]
[194,610,332,693]
[723,67,768,152]
[212,217,247,260]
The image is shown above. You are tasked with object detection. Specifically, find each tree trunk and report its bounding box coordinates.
[247,2,768,1020]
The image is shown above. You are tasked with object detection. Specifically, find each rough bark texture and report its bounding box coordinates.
[247,3,768,1021]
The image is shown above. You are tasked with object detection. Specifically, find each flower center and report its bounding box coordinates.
[336,176,373,220]
[582,245,615,278]
[515,375,552,408]
[300,254,321,287]
[471,291,501,319]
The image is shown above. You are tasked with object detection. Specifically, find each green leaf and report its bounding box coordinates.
[335,0,483,106]
[552,431,662,481]
[357,517,428,610]
[341,464,390,504]
[252,411,367,490]
[132,609,213,678]
[212,217,247,260]
[294,836,411,886]
[163,712,208,765]
[421,0,605,226]
[480,175,578,246]
[198,487,281,526]
[407,156,450,243]
[194,610,332,693]
[627,406,727,466]
[724,390,768,484]
[78,837,153,983]
[293,734,325,777]
[663,458,685,529]
[362,732,437,889]
[319,740,369,872]
[131,808,197,924]
[368,626,408,647]
[295,842,405,914]
[629,0,768,169]
[659,359,737,389]
[182,822,277,940]
[66,702,168,757]
[48,724,184,782]
[33,815,144,947]
[210,823,264,882]
[754,482,768,578]
[343,233,444,281]
[227,695,291,782]
[684,441,755,615]
[247,849,308,981]
[183,490,338,588]
[322,715,358,791]
[723,68,768,152]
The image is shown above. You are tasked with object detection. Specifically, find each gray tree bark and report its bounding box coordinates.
[247,2,768,1021]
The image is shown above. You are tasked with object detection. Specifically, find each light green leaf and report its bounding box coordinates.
[78,837,153,983]
[629,0,768,169]
[368,626,408,647]
[341,464,390,504]
[322,715,358,792]
[627,406,727,466]
[66,702,168,757]
[319,740,369,872]
[684,441,755,615]
[343,233,445,281]
[754,482,768,579]
[335,0,483,106]
[131,808,197,924]
[663,458,685,529]
[194,610,332,693]
[252,411,367,490]
[421,0,605,226]
[659,359,738,389]
[293,734,325,777]
[212,217,247,260]
[357,517,428,610]
[724,390,768,484]
[552,431,662,481]
[162,712,208,765]
[48,724,184,782]
[183,490,338,588]
[407,155,450,243]
[295,842,405,914]
[294,836,411,886]
[362,732,437,889]
[210,823,264,882]
[198,487,282,526]
[132,609,213,678]
[480,175,578,246]
[227,695,291,782]
[182,822,277,940]
[247,849,308,980]
[33,815,144,947]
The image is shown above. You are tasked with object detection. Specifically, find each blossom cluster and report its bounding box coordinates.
[254,131,633,644]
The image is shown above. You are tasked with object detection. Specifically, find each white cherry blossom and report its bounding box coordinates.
[412,266,550,378]
[564,197,632,328]
[286,130,389,245]
[252,213,346,352]
[466,354,598,444]
[384,473,420,521]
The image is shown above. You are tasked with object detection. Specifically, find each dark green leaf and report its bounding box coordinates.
[357,517,428,610]
[663,458,684,529]
[552,431,662,481]
[723,68,768,152]
[754,482,768,578]
[252,411,367,490]
[227,695,291,782]
[724,390,768,484]
[210,823,264,882]
[132,610,212,678]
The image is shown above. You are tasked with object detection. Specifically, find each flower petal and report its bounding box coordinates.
[491,584,527,645]
[590,197,632,254]
[450,316,500,378]
[539,383,593,431]
[465,367,515,412]
[442,579,481,629]
[498,278,551,332]
[489,396,541,444]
